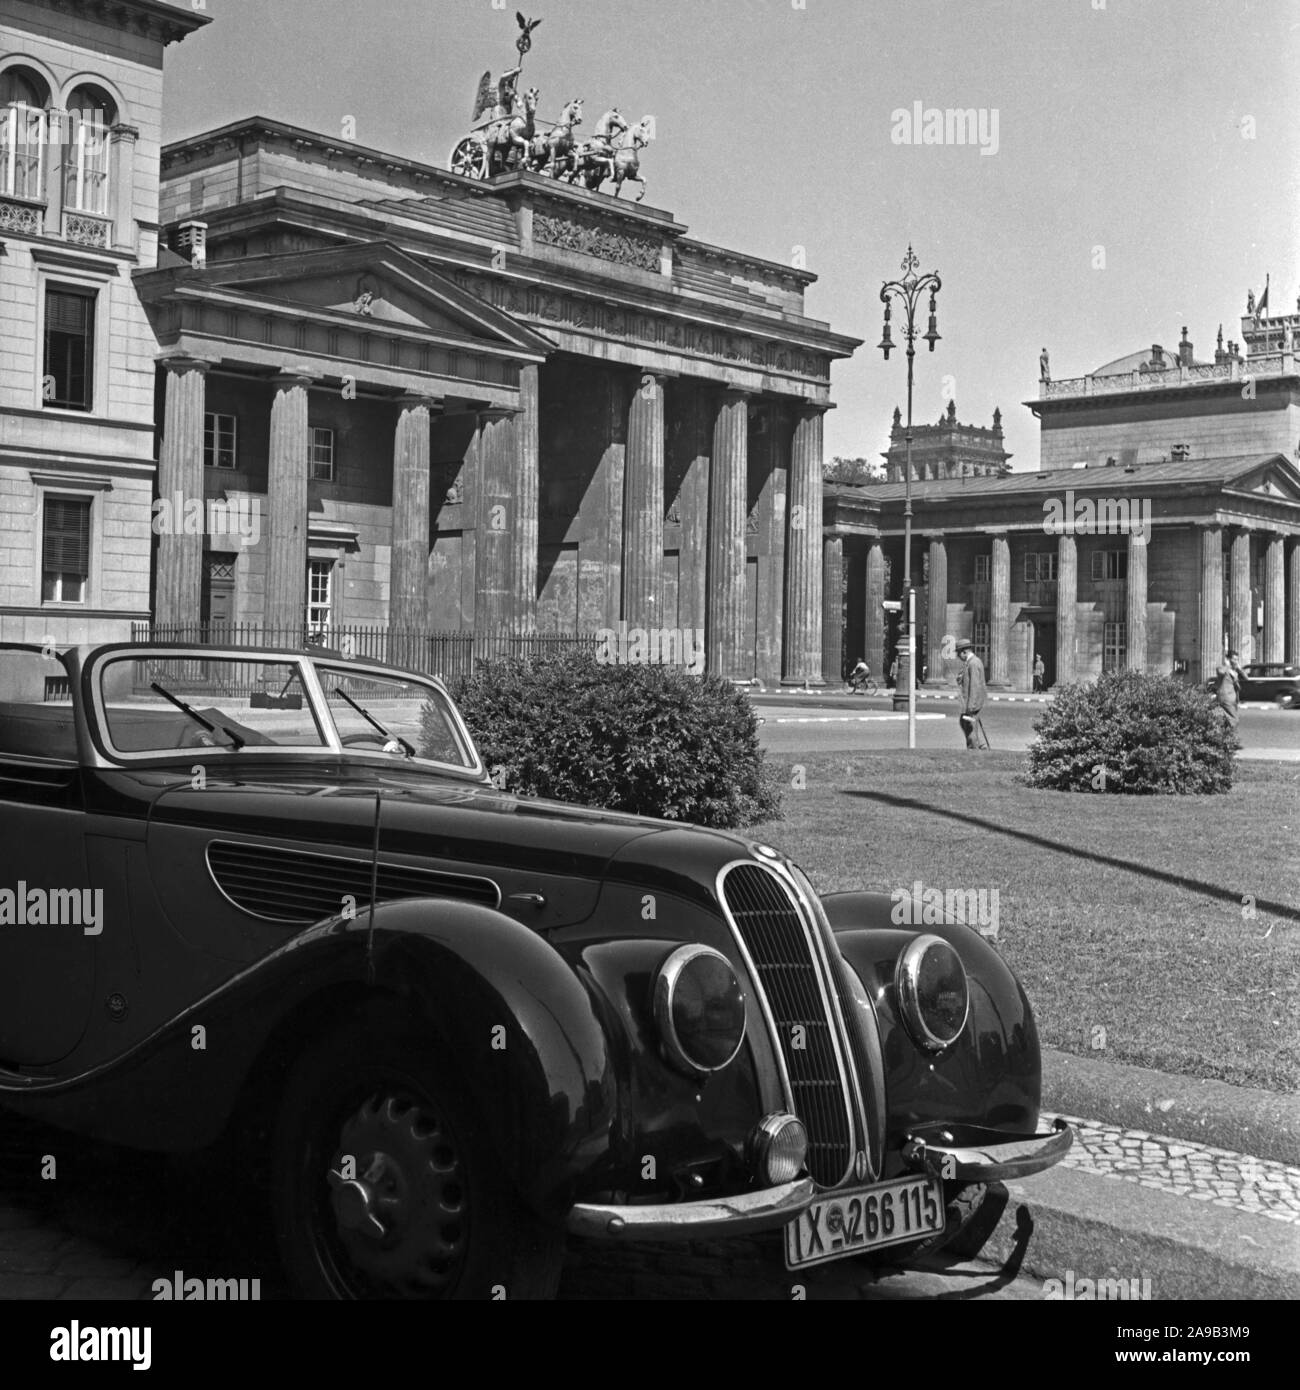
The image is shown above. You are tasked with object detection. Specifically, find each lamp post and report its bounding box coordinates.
[879,245,941,750]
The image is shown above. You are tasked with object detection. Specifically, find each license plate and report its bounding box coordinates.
[784,1174,944,1270]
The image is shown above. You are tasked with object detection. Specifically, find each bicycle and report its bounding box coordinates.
[846,671,879,696]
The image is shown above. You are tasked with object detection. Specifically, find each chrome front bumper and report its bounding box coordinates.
[901,1118,1074,1182]
[567,1179,817,1240]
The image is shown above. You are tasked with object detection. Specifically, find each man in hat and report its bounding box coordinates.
[955,638,986,749]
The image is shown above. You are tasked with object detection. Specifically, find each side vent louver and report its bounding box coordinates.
[206,841,499,923]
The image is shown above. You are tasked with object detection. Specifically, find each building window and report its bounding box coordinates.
[972,621,990,666]
[43,287,96,411]
[42,496,91,603]
[1103,620,1127,673]
[1024,552,1058,582]
[1,66,50,201]
[310,427,335,481]
[204,414,238,469]
[1091,549,1128,581]
[974,554,991,583]
[307,558,334,636]
[63,98,114,215]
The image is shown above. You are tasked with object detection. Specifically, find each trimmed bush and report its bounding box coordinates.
[1024,671,1236,794]
[438,650,781,827]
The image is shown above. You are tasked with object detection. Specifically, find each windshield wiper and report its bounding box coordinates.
[330,686,414,756]
[150,682,246,750]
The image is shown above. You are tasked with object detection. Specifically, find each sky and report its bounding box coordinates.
[162,0,1299,472]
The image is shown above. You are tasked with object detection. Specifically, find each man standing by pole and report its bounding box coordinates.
[956,638,987,749]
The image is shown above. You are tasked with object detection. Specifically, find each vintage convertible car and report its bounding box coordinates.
[0,641,1071,1298]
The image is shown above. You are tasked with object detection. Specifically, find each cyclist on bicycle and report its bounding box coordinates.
[847,656,872,692]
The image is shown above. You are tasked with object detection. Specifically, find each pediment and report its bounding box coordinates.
[197,242,554,354]
[1231,456,1300,502]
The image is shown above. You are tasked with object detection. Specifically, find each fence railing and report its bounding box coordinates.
[129,623,601,682]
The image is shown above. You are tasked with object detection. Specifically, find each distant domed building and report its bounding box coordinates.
[882,400,1011,482]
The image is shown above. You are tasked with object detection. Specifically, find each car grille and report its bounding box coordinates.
[206,841,499,923]
[720,863,855,1187]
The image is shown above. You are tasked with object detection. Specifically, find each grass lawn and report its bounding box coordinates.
[752,751,1300,1094]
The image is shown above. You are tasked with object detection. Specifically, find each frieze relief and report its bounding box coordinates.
[450,270,829,382]
[533,211,660,272]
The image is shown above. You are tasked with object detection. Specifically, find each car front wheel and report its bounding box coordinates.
[270,1014,565,1299]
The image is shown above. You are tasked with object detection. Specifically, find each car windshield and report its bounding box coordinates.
[89,650,479,771]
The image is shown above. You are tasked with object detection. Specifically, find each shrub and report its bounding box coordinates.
[438,650,781,827]
[1023,671,1236,794]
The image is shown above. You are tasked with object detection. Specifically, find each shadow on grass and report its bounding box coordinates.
[841,788,1300,924]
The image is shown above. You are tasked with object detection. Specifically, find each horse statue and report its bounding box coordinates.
[572,113,651,201]
[485,85,539,176]
[608,117,652,201]
[527,96,583,178]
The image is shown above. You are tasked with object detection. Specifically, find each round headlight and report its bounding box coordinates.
[653,944,746,1075]
[896,934,969,1052]
[747,1112,808,1186]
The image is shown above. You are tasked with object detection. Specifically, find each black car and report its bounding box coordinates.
[1206,662,1300,707]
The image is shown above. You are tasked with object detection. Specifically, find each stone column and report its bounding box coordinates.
[264,373,312,637]
[821,534,843,684]
[1288,540,1300,666]
[782,404,824,685]
[1126,530,1148,673]
[389,397,432,633]
[623,370,666,630]
[674,380,711,638]
[706,389,749,678]
[1229,527,1253,661]
[926,535,948,683]
[1199,525,1224,683]
[864,541,886,677]
[513,364,540,633]
[474,407,519,639]
[1056,533,1077,685]
[110,123,139,253]
[1263,533,1285,664]
[154,357,209,628]
[988,533,1011,687]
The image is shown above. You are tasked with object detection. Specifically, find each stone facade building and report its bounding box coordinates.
[1,1,860,687]
[882,399,1011,482]
[0,0,207,646]
[827,313,1300,688]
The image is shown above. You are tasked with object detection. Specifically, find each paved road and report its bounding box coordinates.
[755,694,1300,760]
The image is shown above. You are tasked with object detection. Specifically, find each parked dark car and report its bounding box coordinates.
[0,642,1071,1298]
[1205,662,1300,707]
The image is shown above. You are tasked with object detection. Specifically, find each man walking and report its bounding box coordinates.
[956,638,987,749]
[1215,649,1241,730]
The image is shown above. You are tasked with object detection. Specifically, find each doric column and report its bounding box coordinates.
[1263,533,1285,663]
[623,370,666,630]
[707,389,749,678]
[782,404,824,685]
[821,534,843,684]
[264,373,312,636]
[513,364,540,633]
[673,379,711,637]
[864,540,886,677]
[926,534,948,683]
[1056,532,1077,685]
[110,123,140,253]
[1199,525,1224,683]
[154,357,209,628]
[1288,540,1300,665]
[988,533,1010,686]
[474,407,519,637]
[1229,527,1253,661]
[389,397,432,633]
[1126,529,1148,673]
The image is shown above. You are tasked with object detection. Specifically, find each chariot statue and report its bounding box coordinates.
[447,12,652,199]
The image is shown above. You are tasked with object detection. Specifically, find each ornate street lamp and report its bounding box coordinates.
[879,245,941,750]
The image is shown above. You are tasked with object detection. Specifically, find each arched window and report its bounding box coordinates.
[0,65,51,201]
[64,84,117,216]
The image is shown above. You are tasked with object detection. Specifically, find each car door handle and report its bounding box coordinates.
[507,892,546,908]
